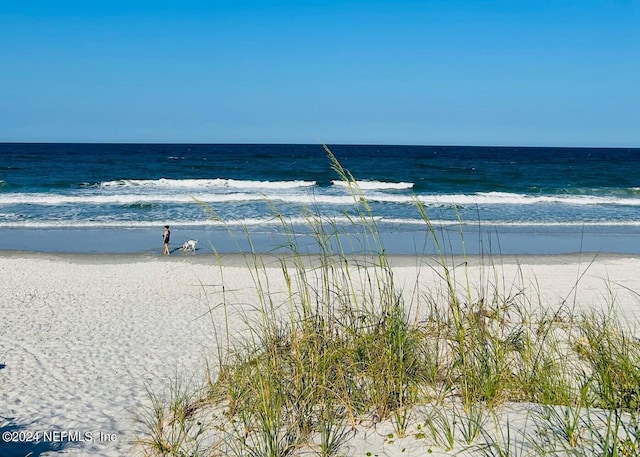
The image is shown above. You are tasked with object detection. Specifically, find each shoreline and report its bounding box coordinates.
[1,223,640,256]
[1,248,639,266]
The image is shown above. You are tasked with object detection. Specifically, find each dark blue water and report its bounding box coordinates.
[1,143,639,254]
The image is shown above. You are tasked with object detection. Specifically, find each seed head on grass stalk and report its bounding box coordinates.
[324,144,386,259]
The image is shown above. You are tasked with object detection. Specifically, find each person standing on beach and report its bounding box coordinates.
[163,225,171,255]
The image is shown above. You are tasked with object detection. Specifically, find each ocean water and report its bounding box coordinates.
[1,143,639,254]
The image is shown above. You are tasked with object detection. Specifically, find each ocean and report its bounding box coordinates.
[1,143,639,255]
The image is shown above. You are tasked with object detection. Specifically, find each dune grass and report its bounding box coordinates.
[135,148,640,456]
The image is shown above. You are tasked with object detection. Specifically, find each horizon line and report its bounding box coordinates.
[1,141,639,150]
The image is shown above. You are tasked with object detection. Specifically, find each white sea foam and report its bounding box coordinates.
[2,189,640,207]
[99,178,317,190]
[415,192,640,207]
[3,218,640,229]
[331,180,414,190]
[0,193,347,205]
[0,191,401,205]
[0,216,363,229]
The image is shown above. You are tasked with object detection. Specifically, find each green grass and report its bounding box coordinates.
[136,147,640,456]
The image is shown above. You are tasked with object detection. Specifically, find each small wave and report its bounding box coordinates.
[3,218,640,230]
[3,190,640,207]
[0,217,344,229]
[0,192,397,206]
[0,180,19,191]
[98,178,317,190]
[415,192,640,207]
[331,180,414,190]
[0,216,410,229]
[0,193,298,205]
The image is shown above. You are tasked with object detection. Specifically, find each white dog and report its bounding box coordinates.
[181,239,198,252]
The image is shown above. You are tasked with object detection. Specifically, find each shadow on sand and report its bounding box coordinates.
[0,419,75,457]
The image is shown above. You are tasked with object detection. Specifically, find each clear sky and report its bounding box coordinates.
[1,1,638,146]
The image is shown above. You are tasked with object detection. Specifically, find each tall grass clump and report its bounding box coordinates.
[574,306,640,410]
[137,146,640,456]
[131,147,426,455]
[135,375,215,456]
[415,194,580,411]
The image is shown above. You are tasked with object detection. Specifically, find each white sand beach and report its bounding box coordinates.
[1,252,640,456]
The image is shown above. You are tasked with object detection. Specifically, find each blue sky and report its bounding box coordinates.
[1,1,638,146]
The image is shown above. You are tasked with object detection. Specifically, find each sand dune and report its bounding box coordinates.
[1,252,639,456]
